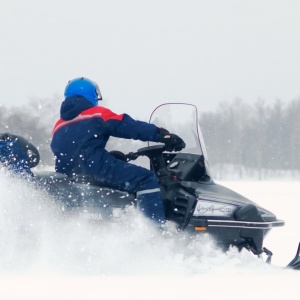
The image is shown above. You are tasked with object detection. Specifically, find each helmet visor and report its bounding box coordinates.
[95,83,102,101]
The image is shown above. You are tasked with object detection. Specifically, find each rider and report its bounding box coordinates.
[50,77,185,224]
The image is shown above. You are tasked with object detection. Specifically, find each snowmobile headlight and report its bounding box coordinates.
[193,199,238,217]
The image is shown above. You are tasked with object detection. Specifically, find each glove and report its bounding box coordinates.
[159,128,186,152]
[109,150,127,162]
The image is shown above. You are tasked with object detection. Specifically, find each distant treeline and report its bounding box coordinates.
[1,97,300,179]
[200,98,300,179]
[0,97,61,166]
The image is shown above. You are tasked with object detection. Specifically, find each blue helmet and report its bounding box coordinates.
[64,77,102,106]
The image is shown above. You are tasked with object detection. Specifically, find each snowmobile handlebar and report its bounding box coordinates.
[125,144,170,177]
[110,145,167,163]
[125,144,167,161]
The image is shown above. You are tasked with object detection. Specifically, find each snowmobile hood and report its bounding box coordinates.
[60,95,94,121]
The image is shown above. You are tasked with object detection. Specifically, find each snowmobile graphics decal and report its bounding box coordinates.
[194,200,235,217]
[80,212,103,220]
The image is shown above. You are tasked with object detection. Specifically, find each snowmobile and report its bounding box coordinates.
[0,103,299,270]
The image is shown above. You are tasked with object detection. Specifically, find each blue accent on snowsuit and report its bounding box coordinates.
[50,96,165,223]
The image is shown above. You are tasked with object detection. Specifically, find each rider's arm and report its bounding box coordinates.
[103,111,160,142]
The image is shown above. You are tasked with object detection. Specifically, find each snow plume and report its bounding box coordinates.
[0,169,62,272]
[0,170,280,276]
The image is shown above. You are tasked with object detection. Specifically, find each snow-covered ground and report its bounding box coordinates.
[0,171,299,299]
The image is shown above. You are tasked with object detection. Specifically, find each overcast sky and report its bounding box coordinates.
[1,0,300,119]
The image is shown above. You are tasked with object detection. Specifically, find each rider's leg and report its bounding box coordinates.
[87,153,166,224]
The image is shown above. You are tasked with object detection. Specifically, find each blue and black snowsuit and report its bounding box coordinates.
[50,96,165,223]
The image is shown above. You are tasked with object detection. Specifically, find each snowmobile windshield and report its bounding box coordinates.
[149,103,208,160]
